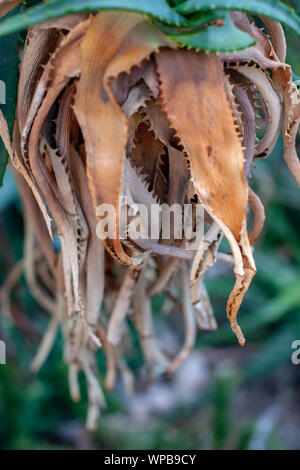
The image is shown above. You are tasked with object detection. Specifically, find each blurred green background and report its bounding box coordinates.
[1,5,300,451]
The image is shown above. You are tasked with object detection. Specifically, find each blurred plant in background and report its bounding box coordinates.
[1,101,300,452]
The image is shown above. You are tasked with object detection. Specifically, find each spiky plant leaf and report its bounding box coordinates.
[168,12,255,52]
[176,0,300,36]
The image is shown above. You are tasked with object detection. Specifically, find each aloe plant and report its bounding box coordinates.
[0,1,299,429]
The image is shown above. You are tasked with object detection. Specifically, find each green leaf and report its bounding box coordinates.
[244,320,300,380]
[293,72,300,90]
[169,12,255,52]
[0,0,187,37]
[176,0,300,36]
[0,32,20,185]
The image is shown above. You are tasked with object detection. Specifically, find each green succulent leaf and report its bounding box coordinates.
[0,0,187,37]
[176,0,300,36]
[169,11,255,52]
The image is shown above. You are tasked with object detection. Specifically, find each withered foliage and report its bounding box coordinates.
[0,7,300,428]
[0,0,23,18]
